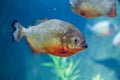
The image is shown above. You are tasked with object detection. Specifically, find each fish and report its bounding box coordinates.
[12,19,87,57]
[70,0,118,18]
[87,21,117,37]
[113,32,120,46]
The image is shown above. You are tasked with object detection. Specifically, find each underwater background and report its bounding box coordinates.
[0,0,120,80]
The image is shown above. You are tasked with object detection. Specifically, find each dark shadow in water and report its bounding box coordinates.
[11,20,19,42]
[92,58,120,80]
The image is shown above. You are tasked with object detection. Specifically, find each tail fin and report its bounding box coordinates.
[12,20,24,42]
[86,24,92,31]
[118,0,120,4]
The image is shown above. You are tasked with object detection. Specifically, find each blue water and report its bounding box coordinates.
[0,0,120,80]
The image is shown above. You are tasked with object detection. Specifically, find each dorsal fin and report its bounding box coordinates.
[34,18,49,25]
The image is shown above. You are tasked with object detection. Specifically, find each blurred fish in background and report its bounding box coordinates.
[113,32,120,46]
[87,21,118,37]
[70,0,120,18]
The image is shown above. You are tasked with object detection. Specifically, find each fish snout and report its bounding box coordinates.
[80,43,88,48]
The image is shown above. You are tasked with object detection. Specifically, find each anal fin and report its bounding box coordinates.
[26,37,41,54]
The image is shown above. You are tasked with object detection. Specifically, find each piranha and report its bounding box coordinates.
[70,0,119,18]
[87,21,117,37]
[12,19,87,57]
[112,32,120,46]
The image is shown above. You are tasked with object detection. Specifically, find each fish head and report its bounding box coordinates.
[63,28,87,55]
[113,33,120,46]
[70,0,78,7]
[70,0,81,14]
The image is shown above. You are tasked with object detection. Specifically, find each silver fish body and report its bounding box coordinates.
[12,19,87,57]
[87,21,117,36]
[70,0,116,18]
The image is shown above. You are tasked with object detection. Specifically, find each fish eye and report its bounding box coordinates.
[74,37,79,43]
[69,3,72,6]
[69,0,73,6]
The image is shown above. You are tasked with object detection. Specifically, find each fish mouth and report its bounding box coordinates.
[80,43,88,49]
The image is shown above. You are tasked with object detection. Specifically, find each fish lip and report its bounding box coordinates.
[79,43,88,48]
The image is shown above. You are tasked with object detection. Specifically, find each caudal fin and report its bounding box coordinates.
[86,24,92,31]
[12,20,24,42]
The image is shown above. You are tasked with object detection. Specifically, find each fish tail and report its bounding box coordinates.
[118,0,120,4]
[12,20,25,42]
[86,24,92,30]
